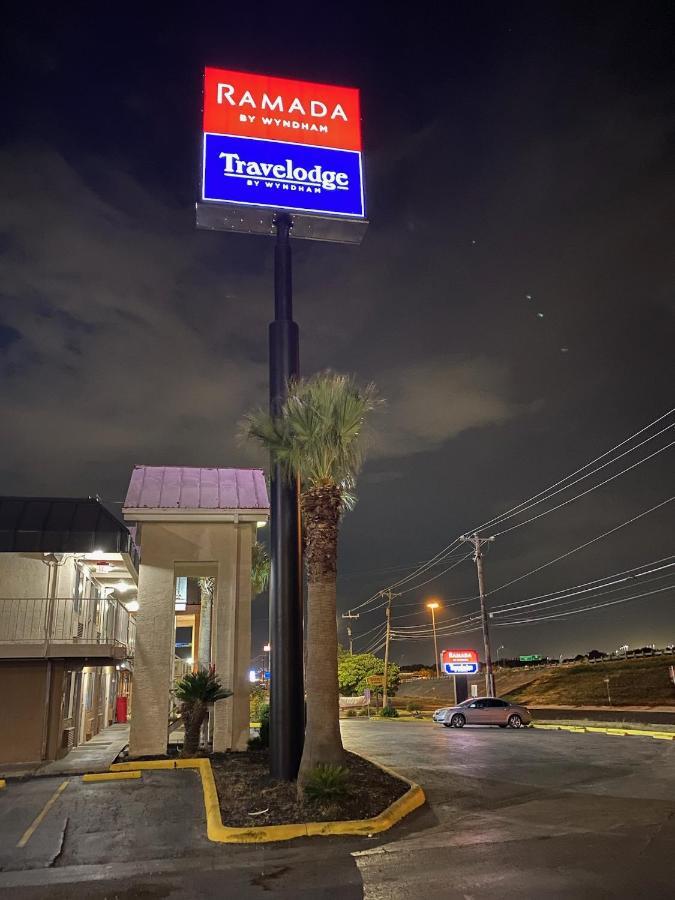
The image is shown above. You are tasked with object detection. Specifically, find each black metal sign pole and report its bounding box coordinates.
[269,213,304,780]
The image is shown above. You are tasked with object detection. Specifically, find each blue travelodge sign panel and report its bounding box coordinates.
[202,134,364,218]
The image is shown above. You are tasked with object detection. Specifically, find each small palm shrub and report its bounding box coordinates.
[174,666,231,757]
[379,705,399,718]
[304,764,350,802]
[345,709,358,718]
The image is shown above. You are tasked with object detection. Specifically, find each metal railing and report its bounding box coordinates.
[0,594,135,655]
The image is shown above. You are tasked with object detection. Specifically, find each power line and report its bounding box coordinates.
[493,559,675,615]
[490,554,675,612]
[493,434,675,537]
[496,581,675,626]
[394,550,474,596]
[352,407,675,618]
[467,407,675,535]
[389,568,675,638]
[486,494,675,598]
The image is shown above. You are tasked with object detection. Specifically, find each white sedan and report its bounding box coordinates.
[432,707,450,722]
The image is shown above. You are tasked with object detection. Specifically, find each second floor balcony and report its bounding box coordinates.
[0,594,136,661]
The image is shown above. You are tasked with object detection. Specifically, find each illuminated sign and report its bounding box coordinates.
[202,135,364,217]
[199,67,366,239]
[203,68,361,151]
[441,649,479,676]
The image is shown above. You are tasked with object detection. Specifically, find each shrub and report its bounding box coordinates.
[345,709,358,718]
[248,702,270,750]
[173,666,231,757]
[304,764,350,802]
[379,705,399,718]
[406,701,421,713]
[249,684,268,723]
[357,708,369,717]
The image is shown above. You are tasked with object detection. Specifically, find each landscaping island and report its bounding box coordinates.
[209,750,408,827]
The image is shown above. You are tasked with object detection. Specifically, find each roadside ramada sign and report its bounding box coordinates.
[441,649,480,676]
[201,67,365,222]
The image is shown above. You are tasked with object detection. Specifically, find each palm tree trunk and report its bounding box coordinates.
[297,484,345,789]
[297,578,345,787]
[182,701,206,757]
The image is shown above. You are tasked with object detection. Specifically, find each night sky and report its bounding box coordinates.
[2,3,674,665]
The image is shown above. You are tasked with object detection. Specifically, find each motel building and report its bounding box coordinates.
[0,466,269,769]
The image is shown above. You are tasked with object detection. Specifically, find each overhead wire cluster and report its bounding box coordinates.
[349,407,675,649]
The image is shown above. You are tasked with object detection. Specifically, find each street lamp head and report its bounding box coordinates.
[426,601,440,610]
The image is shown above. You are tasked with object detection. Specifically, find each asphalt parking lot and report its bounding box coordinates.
[344,719,675,898]
[0,721,673,898]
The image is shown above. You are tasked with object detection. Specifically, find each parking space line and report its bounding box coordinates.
[16,780,69,848]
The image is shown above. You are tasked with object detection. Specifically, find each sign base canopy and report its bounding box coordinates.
[195,201,368,244]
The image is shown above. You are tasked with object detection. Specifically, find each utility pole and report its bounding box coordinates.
[341,611,360,655]
[460,533,496,697]
[381,589,399,708]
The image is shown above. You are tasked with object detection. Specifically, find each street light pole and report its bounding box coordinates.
[427,601,440,678]
[269,213,304,780]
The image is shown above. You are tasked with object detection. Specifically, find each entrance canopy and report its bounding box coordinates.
[123,466,269,523]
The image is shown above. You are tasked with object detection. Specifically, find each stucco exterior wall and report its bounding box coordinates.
[0,555,79,643]
[0,554,50,599]
[0,660,64,764]
[128,521,255,758]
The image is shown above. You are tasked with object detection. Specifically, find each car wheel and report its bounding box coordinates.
[508,714,523,728]
[451,714,466,728]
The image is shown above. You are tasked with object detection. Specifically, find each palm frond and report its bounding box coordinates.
[239,372,381,508]
[251,541,270,595]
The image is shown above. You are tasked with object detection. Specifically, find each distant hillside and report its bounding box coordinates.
[502,655,675,707]
[395,655,675,708]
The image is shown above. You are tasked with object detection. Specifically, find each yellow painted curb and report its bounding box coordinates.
[533,723,674,741]
[0,779,6,790]
[83,771,141,783]
[109,756,425,845]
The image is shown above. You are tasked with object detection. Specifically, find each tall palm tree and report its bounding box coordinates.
[241,371,380,788]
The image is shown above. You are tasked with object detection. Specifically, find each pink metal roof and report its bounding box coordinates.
[123,466,269,511]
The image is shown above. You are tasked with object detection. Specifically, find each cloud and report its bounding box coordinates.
[368,358,523,459]
[0,145,269,496]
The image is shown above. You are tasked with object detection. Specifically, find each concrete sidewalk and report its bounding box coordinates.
[38,724,129,776]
